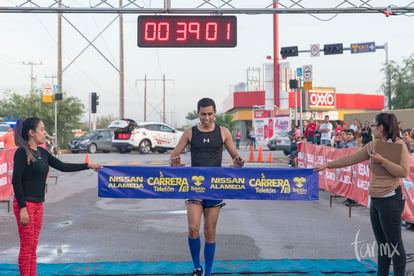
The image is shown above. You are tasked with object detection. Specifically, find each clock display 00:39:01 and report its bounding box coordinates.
[137,15,237,48]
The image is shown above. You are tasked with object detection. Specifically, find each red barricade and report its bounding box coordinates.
[0,147,17,200]
[298,143,414,223]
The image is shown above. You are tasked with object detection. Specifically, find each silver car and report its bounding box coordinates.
[267,132,291,155]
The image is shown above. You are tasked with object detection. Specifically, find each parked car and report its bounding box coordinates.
[0,122,10,149]
[109,119,184,154]
[68,129,113,153]
[267,132,290,155]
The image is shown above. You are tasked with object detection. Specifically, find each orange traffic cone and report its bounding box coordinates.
[268,151,273,163]
[248,146,255,162]
[85,152,90,164]
[257,146,264,162]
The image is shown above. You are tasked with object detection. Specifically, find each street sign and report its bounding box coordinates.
[43,84,53,103]
[43,84,52,95]
[310,44,320,57]
[296,67,303,77]
[303,82,313,90]
[53,85,59,93]
[350,42,376,54]
[302,65,312,82]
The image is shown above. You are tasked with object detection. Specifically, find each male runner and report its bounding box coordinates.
[170,97,244,276]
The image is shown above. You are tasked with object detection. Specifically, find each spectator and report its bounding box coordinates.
[360,121,372,146]
[402,129,411,152]
[304,118,316,144]
[235,128,241,149]
[315,112,409,276]
[314,120,322,145]
[344,129,358,148]
[319,115,333,146]
[335,130,347,148]
[349,118,359,132]
[244,128,251,149]
[288,124,300,167]
[249,127,256,151]
[301,120,308,135]
[12,117,101,276]
[410,129,414,153]
[0,124,16,149]
[334,121,343,147]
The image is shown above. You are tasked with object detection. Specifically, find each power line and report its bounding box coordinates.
[22,61,42,95]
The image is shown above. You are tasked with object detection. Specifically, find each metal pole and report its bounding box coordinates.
[88,92,91,130]
[299,79,303,132]
[45,75,57,138]
[119,0,125,118]
[144,74,147,121]
[163,74,166,123]
[294,88,298,126]
[56,0,62,147]
[273,1,280,109]
[385,42,391,110]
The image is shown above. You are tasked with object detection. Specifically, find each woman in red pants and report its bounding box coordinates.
[12,117,101,276]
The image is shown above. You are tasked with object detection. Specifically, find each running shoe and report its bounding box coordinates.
[192,266,204,276]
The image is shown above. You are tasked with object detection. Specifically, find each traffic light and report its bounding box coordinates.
[323,43,343,55]
[280,46,298,58]
[289,79,298,89]
[54,93,62,101]
[91,92,99,114]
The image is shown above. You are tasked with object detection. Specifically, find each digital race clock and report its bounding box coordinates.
[137,15,237,48]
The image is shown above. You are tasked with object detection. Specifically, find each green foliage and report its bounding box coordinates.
[185,110,198,120]
[96,114,117,129]
[0,91,85,147]
[382,55,414,109]
[215,112,236,133]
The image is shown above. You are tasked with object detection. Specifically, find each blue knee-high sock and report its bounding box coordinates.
[204,242,216,276]
[188,236,201,269]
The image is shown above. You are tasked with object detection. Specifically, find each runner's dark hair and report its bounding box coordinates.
[14,117,41,165]
[197,98,216,112]
[375,112,400,142]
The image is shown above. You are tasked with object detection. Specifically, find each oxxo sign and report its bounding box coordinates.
[309,90,335,109]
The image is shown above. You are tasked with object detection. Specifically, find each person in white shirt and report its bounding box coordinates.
[319,115,333,146]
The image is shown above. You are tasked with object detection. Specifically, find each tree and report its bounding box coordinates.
[382,55,414,109]
[96,114,117,129]
[0,91,84,147]
[215,112,236,134]
[185,110,198,120]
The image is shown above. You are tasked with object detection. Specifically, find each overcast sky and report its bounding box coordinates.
[0,0,413,127]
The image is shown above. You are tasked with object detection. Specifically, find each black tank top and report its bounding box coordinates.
[191,124,223,167]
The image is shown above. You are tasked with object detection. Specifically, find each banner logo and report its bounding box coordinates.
[309,92,335,109]
[293,177,306,188]
[192,175,205,186]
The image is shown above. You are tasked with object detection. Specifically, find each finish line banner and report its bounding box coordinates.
[98,166,319,201]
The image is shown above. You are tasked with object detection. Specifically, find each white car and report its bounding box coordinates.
[109,119,184,154]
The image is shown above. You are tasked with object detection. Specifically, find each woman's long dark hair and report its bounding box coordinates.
[14,117,41,164]
[375,112,400,142]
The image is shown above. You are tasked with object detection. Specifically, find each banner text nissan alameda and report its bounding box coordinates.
[98,166,318,201]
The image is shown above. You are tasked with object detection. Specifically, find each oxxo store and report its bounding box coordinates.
[225,88,384,145]
[289,87,384,128]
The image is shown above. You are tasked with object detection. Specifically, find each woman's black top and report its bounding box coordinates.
[190,124,223,167]
[12,146,89,209]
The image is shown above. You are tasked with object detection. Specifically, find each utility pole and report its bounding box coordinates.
[45,75,58,146]
[135,75,173,123]
[23,61,42,95]
[119,0,125,118]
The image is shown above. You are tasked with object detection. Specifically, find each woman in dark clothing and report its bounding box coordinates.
[12,118,101,276]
